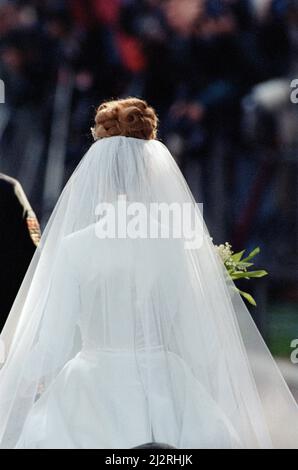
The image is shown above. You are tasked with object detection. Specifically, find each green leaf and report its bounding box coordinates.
[230,273,250,280]
[231,250,245,262]
[230,270,268,280]
[245,269,268,278]
[237,289,257,306]
[241,247,260,262]
[237,262,254,268]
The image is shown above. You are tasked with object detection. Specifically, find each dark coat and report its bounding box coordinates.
[0,174,40,331]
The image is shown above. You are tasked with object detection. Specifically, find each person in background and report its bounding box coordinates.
[0,173,40,332]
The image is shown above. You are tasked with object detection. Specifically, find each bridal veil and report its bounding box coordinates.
[0,136,297,448]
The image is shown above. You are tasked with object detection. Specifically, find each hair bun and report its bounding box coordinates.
[92,98,158,141]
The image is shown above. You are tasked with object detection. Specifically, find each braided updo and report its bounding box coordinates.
[91,97,158,141]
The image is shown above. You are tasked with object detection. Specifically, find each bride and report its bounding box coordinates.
[0,98,298,449]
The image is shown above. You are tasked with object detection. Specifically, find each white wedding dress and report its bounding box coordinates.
[0,137,298,448]
[15,228,241,449]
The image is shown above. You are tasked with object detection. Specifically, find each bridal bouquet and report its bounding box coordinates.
[215,243,268,306]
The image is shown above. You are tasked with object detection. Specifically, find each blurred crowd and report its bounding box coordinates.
[0,0,298,303]
[0,1,295,146]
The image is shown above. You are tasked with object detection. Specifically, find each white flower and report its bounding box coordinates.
[215,242,233,263]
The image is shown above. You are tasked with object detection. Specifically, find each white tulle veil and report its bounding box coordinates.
[0,136,298,448]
